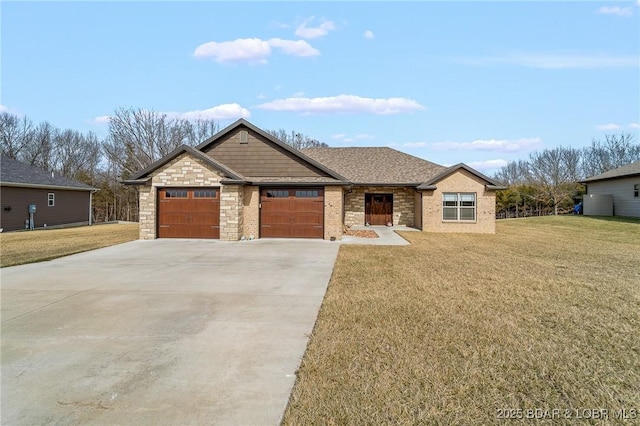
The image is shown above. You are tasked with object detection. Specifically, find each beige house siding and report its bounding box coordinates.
[344,186,415,227]
[585,177,640,218]
[324,186,343,240]
[138,152,225,239]
[422,169,496,234]
[242,186,260,238]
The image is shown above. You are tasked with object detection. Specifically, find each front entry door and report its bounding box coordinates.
[365,193,393,225]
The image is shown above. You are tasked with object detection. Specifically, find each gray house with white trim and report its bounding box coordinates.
[580,161,640,218]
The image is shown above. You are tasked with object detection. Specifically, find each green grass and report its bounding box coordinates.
[283,216,640,425]
[0,223,138,267]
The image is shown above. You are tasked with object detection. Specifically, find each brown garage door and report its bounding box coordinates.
[260,188,324,238]
[158,188,220,238]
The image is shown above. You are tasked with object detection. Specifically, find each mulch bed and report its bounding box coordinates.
[344,229,379,238]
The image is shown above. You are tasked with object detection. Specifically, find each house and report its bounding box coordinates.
[124,119,505,241]
[580,161,640,218]
[0,156,97,232]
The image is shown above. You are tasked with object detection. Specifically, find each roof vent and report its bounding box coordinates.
[239,130,248,144]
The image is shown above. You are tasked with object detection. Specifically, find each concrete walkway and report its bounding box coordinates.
[341,225,420,245]
[1,239,339,425]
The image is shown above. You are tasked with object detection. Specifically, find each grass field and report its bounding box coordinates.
[283,216,640,425]
[0,223,138,267]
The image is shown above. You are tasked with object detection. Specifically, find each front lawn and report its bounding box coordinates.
[283,216,640,424]
[0,223,138,267]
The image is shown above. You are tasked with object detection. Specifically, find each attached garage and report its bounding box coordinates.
[158,188,220,238]
[260,188,324,238]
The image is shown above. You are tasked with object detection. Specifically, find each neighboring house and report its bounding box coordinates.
[0,156,97,232]
[124,119,506,241]
[580,161,640,218]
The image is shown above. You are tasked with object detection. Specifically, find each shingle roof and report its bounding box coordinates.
[580,161,640,183]
[0,155,96,190]
[301,147,446,185]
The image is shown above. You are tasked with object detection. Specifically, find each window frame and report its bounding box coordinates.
[48,192,55,207]
[634,184,639,198]
[442,192,476,222]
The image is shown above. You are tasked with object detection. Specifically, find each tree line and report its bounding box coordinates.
[494,133,640,218]
[0,108,326,222]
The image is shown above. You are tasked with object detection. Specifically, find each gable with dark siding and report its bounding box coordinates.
[202,126,334,178]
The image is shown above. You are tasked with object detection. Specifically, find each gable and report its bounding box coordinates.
[201,125,333,178]
[150,152,226,186]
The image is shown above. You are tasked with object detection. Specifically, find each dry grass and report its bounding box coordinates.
[0,223,138,267]
[283,216,640,425]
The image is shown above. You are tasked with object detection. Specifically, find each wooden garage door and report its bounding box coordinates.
[260,188,324,238]
[158,188,220,238]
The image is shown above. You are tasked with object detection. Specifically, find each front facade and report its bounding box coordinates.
[580,162,640,218]
[125,119,505,241]
[0,156,96,232]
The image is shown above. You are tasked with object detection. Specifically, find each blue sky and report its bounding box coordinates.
[2,1,639,173]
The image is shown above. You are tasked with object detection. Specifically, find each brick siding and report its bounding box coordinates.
[421,169,496,233]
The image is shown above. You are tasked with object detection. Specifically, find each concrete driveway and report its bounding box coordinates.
[1,239,339,425]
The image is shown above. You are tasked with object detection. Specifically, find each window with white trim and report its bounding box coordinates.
[442,193,475,221]
[48,193,55,207]
[634,184,639,198]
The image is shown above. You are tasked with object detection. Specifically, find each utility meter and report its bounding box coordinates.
[29,204,36,213]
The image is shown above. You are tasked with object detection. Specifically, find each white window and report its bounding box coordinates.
[635,184,639,198]
[48,193,55,207]
[442,193,475,221]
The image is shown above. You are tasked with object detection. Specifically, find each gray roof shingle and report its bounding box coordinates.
[301,147,446,185]
[0,155,96,190]
[581,161,640,183]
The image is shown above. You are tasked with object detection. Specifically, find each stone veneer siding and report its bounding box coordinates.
[421,169,496,234]
[138,152,224,240]
[220,185,243,241]
[343,186,415,227]
[242,186,260,239]
[324,186,343,240]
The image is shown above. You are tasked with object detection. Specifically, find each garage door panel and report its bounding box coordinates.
[260,188,324,239]
[158,188,220,239]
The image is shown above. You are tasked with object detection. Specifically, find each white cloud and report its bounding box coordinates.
[295,18,336,39]
[92,104,251,125]
[257,95,425,115]
[256,93,267,99]
[193,37,318,64]
[268,38,320,57]
[596,6,633,16]
[595,123,621,131]
[332,133,375,143]
[468,159,509,172]
[364,30,375,39]
[292,91,306,97]
[0,104,9,113]
[92,115,111,124]
[629,123,640,129]
[431,137,543,153]
[461,53,639,69]
[168,103,251,121]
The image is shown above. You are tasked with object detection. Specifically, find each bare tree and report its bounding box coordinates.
[582,133,640,177]
[0,112,33,159]
[104,107,219,177]
[528,146,582,215]
[266,128,329,150]
[21,121,55,170]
